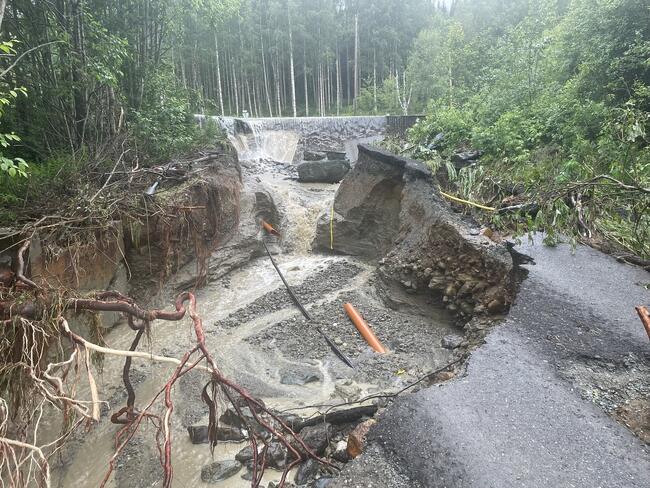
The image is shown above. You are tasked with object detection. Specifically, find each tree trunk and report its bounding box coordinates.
[448,51,453,107]
[0,0,7,31]
[287,2,297,117]
[261,32,273,117]
[273,49,282,116]
[373,49,377,114]
[353,12,359,113]
[214,31,224,116]
[232,57,240,116]
[71,0,87,147]
[303,41,309,116]
[336,46,341,116]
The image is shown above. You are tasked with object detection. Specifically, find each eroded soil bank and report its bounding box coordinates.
[28,127,647,488]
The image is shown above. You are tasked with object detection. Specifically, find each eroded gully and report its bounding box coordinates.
[53,149,460,488]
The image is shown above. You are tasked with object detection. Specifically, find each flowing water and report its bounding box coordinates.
[52,117,458,487]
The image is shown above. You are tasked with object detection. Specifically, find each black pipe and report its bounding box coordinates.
[262,239,354,368]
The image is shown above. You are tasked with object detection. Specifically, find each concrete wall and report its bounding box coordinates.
[195,115,423,162]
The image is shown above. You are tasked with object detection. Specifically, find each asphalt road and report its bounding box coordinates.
[338,235,650,488]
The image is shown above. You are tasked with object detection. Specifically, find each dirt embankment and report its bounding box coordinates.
[0,147,251,328]
[314,145,516,334]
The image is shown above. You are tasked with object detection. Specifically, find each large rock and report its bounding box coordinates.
[200,460,241,483]
[280,368,322,386]
[313,144,514,321]
[292,423,332,458]
[303,150,327,161]
[295,458,319,485]
[297,160,351,183]
[312,146,405,257]
[451,150,481,169]
[326,150,347,160]
[187,424,245,444]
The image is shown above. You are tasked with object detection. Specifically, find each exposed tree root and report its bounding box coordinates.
[1,241,331,487]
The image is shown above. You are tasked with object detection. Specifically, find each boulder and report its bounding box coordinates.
[187,424,245,444]
[303,150,327,161]
[280,368,322,386]
[238,441,288,470]
[200,460,241,483]
[235,446,255,464]
[451,150,481,169]
[326,150,347,160]
[441,334,464,350]
[294,458,319,485]
[295,423,332,457]
[297,160,351,183]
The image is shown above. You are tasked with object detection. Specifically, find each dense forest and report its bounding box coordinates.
[0,0,648,256]
[401,0,649,259]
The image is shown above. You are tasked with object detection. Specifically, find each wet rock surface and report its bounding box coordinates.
[297,423,332,456]
[200,460,242,483]
[294,458,320,485]
[441,334,463,350]
[280,368,322,385]
[304,150,328,161]
[297,160,351,183]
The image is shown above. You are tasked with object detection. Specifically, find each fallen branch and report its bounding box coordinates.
[580,175,650,194]
[60,320,211,373]
[293,405,379,431]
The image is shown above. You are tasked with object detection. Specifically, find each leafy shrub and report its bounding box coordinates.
[130,68,200,162]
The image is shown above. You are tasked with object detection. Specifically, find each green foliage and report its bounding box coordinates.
[406,0,650,258]
[356,76,402,115]
[0,40,28,178]
[130,68,200,161]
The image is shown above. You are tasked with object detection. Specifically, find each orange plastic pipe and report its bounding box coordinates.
[636,306,650,341]
[344,303,387,353]
[261,220,280,236]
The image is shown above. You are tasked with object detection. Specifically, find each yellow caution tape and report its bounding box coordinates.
[439,190,496,212]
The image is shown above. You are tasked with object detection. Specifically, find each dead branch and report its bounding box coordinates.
[581,175,650,194]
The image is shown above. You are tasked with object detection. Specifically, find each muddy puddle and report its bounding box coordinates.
[51,146,461,488]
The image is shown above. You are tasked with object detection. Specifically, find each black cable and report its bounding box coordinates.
[262,239,354,368]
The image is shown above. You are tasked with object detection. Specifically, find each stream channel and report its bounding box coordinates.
[53,118,461,488]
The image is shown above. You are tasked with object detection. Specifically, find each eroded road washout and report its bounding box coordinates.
[51,118,649,488]
[52,116,502,487]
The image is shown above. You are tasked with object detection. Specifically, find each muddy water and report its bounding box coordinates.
[52,145,458,487]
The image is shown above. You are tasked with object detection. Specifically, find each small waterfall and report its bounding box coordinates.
[201,115,389,163]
